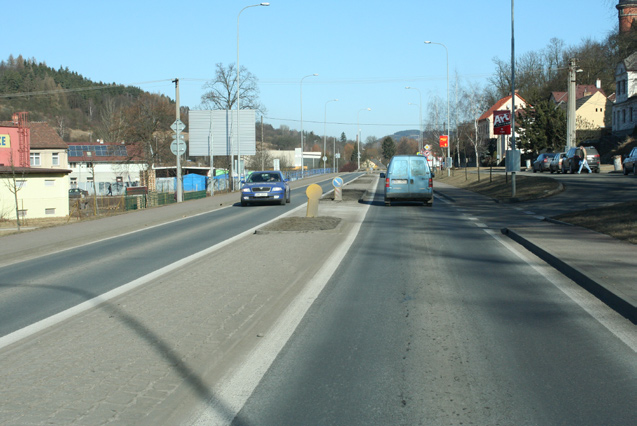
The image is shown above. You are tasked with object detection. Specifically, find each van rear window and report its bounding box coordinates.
[411,158,427,176]
[391,159,409,178]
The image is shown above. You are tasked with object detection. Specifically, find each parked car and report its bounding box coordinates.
[68,188,89,198]
[549,152,566,173]
[622,147,637,175]
[562,146,600,173]
[532,153,556,173]
[383,155,434,206]
[240,171,290,206]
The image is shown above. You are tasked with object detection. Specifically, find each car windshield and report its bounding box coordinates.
[247,173,280,183]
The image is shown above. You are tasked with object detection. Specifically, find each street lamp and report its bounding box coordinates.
[324,98,338,173]
[405,86,423,151]
[237,2,269,185]
[424,41,450,176]
[300,73,318,178]
[357,107,371,170]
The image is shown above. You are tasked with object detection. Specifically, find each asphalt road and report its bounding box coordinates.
[0,174,362,339]
[230,180,636,426]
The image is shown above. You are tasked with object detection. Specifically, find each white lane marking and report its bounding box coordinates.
[189,180,375,426]
[522,210,536,215]
[0,202,309,351]
[467,217,479,221]
[475,223,488,228]
[483,228,637,353]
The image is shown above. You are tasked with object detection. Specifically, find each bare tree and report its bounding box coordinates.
[1,153,27,231]
[459,82,490,171]
[200,63,265,113]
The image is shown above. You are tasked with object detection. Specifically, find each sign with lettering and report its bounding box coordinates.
[439,135,448,148]
[0,134,10,148]
[493,110,511,135]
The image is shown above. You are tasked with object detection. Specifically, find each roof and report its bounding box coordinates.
[623,51,637,71]
[67,141,143,163]
[550,85,607,104]
[29,122,68,149]
[0,120,68,150]
[478,92,528,122]
[0,166,72,175]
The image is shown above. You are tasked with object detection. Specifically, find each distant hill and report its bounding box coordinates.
[0,55,147,140]
[392,129,420,139]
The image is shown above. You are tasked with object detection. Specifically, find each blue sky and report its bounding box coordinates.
[5,1,618,142]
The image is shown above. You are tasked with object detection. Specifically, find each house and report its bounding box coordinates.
[550,82,612,129]
[477,92,528,161]
[67,141,147,196]
[28,122,70,169]
[0,115,71,220]
[612,51,637,134]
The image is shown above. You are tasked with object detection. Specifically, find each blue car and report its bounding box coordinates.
[240,171,291,206]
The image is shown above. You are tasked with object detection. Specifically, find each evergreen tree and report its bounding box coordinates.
[381,136,396,160]
[517,100,566,154]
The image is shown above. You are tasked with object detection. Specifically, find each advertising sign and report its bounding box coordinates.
[0,134,10,148]
[439,135,448,148]
[493,110,511,135]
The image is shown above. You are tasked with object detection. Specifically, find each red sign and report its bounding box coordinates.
[439,135,448,148]
[493,110,511,135]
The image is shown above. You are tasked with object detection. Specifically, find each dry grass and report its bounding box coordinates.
[435,167,637,244]
[553,201,637,244]
[434,168,561,201]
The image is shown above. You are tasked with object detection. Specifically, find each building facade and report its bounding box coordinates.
[612,52,637,134]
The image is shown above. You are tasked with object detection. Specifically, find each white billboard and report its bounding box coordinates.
[189,110,256,157]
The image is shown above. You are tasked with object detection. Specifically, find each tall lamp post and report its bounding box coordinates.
[300,73,318,178]
[237,2,269,185]
[424,41,450,176]
[357,108,371,170]
[324,98,338,173]
[405,86,423,151]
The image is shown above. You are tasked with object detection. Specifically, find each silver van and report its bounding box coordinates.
[381,155,434,206]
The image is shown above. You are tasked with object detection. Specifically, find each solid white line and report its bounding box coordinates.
[483,228,637,353]
[189,178,375,426]
[0,203,308,351]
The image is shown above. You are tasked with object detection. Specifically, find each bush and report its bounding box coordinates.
[339,162,358,172]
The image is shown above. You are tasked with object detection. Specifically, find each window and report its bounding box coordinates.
[45,208,56,215]
[18,210,27,218]
[44,180,55,187]
[30,152,41,166]
[16,180,26,189]
[623,109,627,123]
[52,152,59,166]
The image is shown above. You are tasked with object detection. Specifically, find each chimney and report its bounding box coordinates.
[596,78,602,89]
[617,0,637,34]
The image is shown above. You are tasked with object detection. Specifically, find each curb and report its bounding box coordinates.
[501,227,637,324]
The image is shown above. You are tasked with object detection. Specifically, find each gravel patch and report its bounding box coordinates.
[256,216,342,233]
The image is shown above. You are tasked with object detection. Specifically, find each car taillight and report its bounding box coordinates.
[543,158,548,162]
[385,178,390,188]
[428,178,433,188]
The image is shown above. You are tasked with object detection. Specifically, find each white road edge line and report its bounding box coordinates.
[189,178,376,426]
[0,202,310,351]
[483,228,637,353]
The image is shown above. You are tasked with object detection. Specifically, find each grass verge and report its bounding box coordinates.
[434,167,636,245]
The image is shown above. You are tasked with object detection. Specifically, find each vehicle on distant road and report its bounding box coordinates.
[69,188,89,198]
[549,152,566,174]
[532,153,556,173]
[562,146,600,173]
[240,171,290,206]
[622,147,637,175]
[383,155,434,207]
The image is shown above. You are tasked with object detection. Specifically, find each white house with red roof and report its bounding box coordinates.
[67,141,147,196]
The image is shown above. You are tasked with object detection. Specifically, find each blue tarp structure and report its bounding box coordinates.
[182,174,207,192]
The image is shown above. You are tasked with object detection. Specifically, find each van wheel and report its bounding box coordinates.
[425,199,433,207]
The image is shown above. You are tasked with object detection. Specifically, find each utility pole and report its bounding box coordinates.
[566,58,578,150]
[173,78,183,203]
[261,115,265,170]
